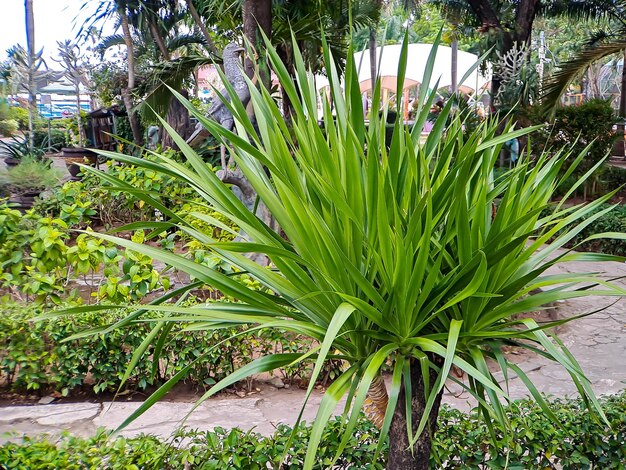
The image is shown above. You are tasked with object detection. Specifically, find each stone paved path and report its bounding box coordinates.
[1,255,625,444]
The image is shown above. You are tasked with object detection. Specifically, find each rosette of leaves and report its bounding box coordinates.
[47,34,626,469]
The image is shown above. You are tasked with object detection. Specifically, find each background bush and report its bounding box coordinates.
[0,119,18,137]
[543,202,626,256]
[7,106,29,131]
[0,301,324,396]
[525,99,618,198]
[1,392,624,469]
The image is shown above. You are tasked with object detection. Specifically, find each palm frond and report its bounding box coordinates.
[542,39,626,112]
[137,53,219,120]
[165,32,207,52]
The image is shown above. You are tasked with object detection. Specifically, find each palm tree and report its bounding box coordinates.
[80,0,145,145]
[65,38,626,469]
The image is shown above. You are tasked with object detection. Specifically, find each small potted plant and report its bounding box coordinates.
[0,134,47,167]
[1,156,62,210]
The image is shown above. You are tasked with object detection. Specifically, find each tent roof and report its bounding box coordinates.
[317,43,491,93]
[39,80,90,95]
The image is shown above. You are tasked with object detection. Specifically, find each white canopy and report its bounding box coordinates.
[317,43,491,95]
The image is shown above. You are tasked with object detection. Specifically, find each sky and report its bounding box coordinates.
[0,0,106,64]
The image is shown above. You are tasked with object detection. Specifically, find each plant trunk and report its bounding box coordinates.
[119,7,143,146]
[186,0,218,55]
[450,37,458,97]
[161,90,192,150]
[25,0,36,151]
[369,26,377,106]
[364,374,388,429]
[388,354,444,470]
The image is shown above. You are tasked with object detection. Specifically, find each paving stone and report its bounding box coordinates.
[0,404,100,424]
[37,405,101,425]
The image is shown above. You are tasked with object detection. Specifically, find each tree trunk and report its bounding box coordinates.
[243,0,272,87]
[75,84,85,147]
[450,37,458,98]
[24,0,36,151]
[277,43,296,121]
[388,354,444,470]
[161,90,192,149]
[148,20,170,60]
[186,0,218,55]
[119,7,143,146]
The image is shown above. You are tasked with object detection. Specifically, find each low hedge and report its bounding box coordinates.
[0,302,318,396]
[1,392,624,469]
[543,203,626,256]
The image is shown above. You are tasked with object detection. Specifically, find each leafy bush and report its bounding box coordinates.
[1,392,624,469]
[543,202,626,256]
[0,157,62,194]
[0,204,169,304]
[7,106,29,130]
[0,301,325,395]
[525,99,618,196]
[32,128,69,151]
[597,165,626,196]
[0,119,18,137]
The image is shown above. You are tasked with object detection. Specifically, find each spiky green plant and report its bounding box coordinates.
[50,36,626,469]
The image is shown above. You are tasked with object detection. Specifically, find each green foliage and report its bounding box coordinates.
[597,164,626,196]
[0,134,47,161]
[0,157,62,194]
[0,119,18,137]
[525,99,618,194]
[543,202,626,256]
[7,106,29,130]
[1,392,625,468]
[32,128,69,152]
[63,37,626,468]
[0,203,169,304]
[0,301,328,395]
[97,230,170,302]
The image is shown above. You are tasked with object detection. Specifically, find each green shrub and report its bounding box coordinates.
[597,165,626,196]
[0,119,18,137]
[7,106,29,130]
[543,203,626,256]
[32,128,69,151]
[0,204,170,304]
[0,301,322,395]
[525,99,618,197]
[1,392,624,469]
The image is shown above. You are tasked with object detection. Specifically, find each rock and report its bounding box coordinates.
[236,391,246,398]
[268,377,285,389]
[38,396,55,405]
